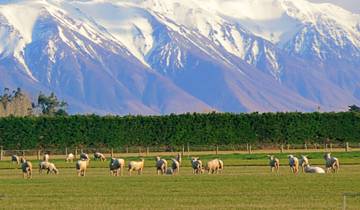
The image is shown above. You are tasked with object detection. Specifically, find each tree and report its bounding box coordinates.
[349,105,360,112]
[36,92,68,116]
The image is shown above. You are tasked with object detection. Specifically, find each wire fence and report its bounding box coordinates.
[1,142,359,161]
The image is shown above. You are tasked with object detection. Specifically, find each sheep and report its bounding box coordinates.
[268,155,280,173]
[205,159,223,174]
[109,158,125,176]
[80,153,90,161]
[324,153,340,173]
[288,155,299,174]
[47,163,59,175]
[304,165,325,174]
[20,157,32,179]
[39,161,51,174]
[155,156,168,175]
[191,157,204,175]
[94,152,106,162]
[165,168,174,175]
[299,155,310,172]
[128,158,145,176]
[76,160,88,176]
[218,159,224,173]
[11,155,20,165]
[43,153,50,162]
[176,153,182,166]
[66,153,75,163]
[171,158,180,174]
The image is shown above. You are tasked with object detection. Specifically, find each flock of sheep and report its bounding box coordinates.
[268,153,340,174]
[10,152,339,179]
[10,152,224,179]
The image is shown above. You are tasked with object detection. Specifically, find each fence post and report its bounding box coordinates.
[126,147,129,154]
[304,143,307,150]
[345,142,349,152]
[138,147,141,156]
[146,147,149,156]
[0,146,4,160]
[248,144,252,154]
[325,144,328,152]
[280,144,284,153]
[37,150,41,160]
[0,146,3,161]
[22,150,25,157]
[246,144,249,152]
[65,147,68,156]
[216,145,219,155]
[330,143,332,152]
[187,143,190,156]
[111,148,114,158]
[75,147,78,158]
[182,145,185,156]
[286,144,290,150]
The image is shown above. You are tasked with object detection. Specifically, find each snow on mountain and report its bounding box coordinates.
[0,0,359,114]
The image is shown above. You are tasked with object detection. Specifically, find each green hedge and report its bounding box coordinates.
[0,112,359,149]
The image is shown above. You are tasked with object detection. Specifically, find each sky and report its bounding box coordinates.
[309,0,360,13]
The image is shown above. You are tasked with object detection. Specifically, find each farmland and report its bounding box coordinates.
[1,152,360,210]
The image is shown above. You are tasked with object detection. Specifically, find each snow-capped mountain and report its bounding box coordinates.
[0,0,359,114]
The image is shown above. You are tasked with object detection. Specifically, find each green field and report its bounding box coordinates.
[1,152,360,210]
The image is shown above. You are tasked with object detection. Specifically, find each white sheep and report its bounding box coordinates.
[288,155,299,174]
[128,158,145,176]
[66,153,75,163]
[155,156,167,175]
[191,157,204,175]
[47,163,59,175]
[176,153,182,166]
[20,157,32,179]
[205,159,223,174]
[94,152,106,162]
[109,158,125,176]
[218,159,224,173]
[324,153,340,173]
[76,159,88,176]
[299,155,310,172]
[39,161,51,174]
[304,165,325,174]
[11,155,20,165]
[43,154,50,162]
[268,155,280,173]
[171,158,180,174]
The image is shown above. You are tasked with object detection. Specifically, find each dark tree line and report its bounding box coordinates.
[0,112,359,149]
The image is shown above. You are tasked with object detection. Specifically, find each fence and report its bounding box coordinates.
[1,142,359,161]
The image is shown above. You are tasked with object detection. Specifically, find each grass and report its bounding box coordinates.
[1,151,360,210]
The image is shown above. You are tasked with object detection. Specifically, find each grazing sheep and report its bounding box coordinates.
[155,156,168,175]
[171,158,180,174]
[166,168,174,175]
[324,153,340,173]
[176,153,182,166]
[76,160,88,176]
[109,158,125,176]
[47,163,59,175]
[191,157,204,175]
[268,155,280,173]
[80,153,90,161]
[288,155,299,174]
[299,155,310,172]
[66,153,75,163]
[39,161,51,174]
[205,159,223,174]
[94,152,106,162]
[20,157,32,179]
[43,154,50,162]
[11,155,20,165]
[304,165,325,174]
[128,159,145,176]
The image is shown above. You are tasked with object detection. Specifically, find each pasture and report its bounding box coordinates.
[1,152,360,210]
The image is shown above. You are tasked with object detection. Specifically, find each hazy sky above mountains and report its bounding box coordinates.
[309,0,360,13]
